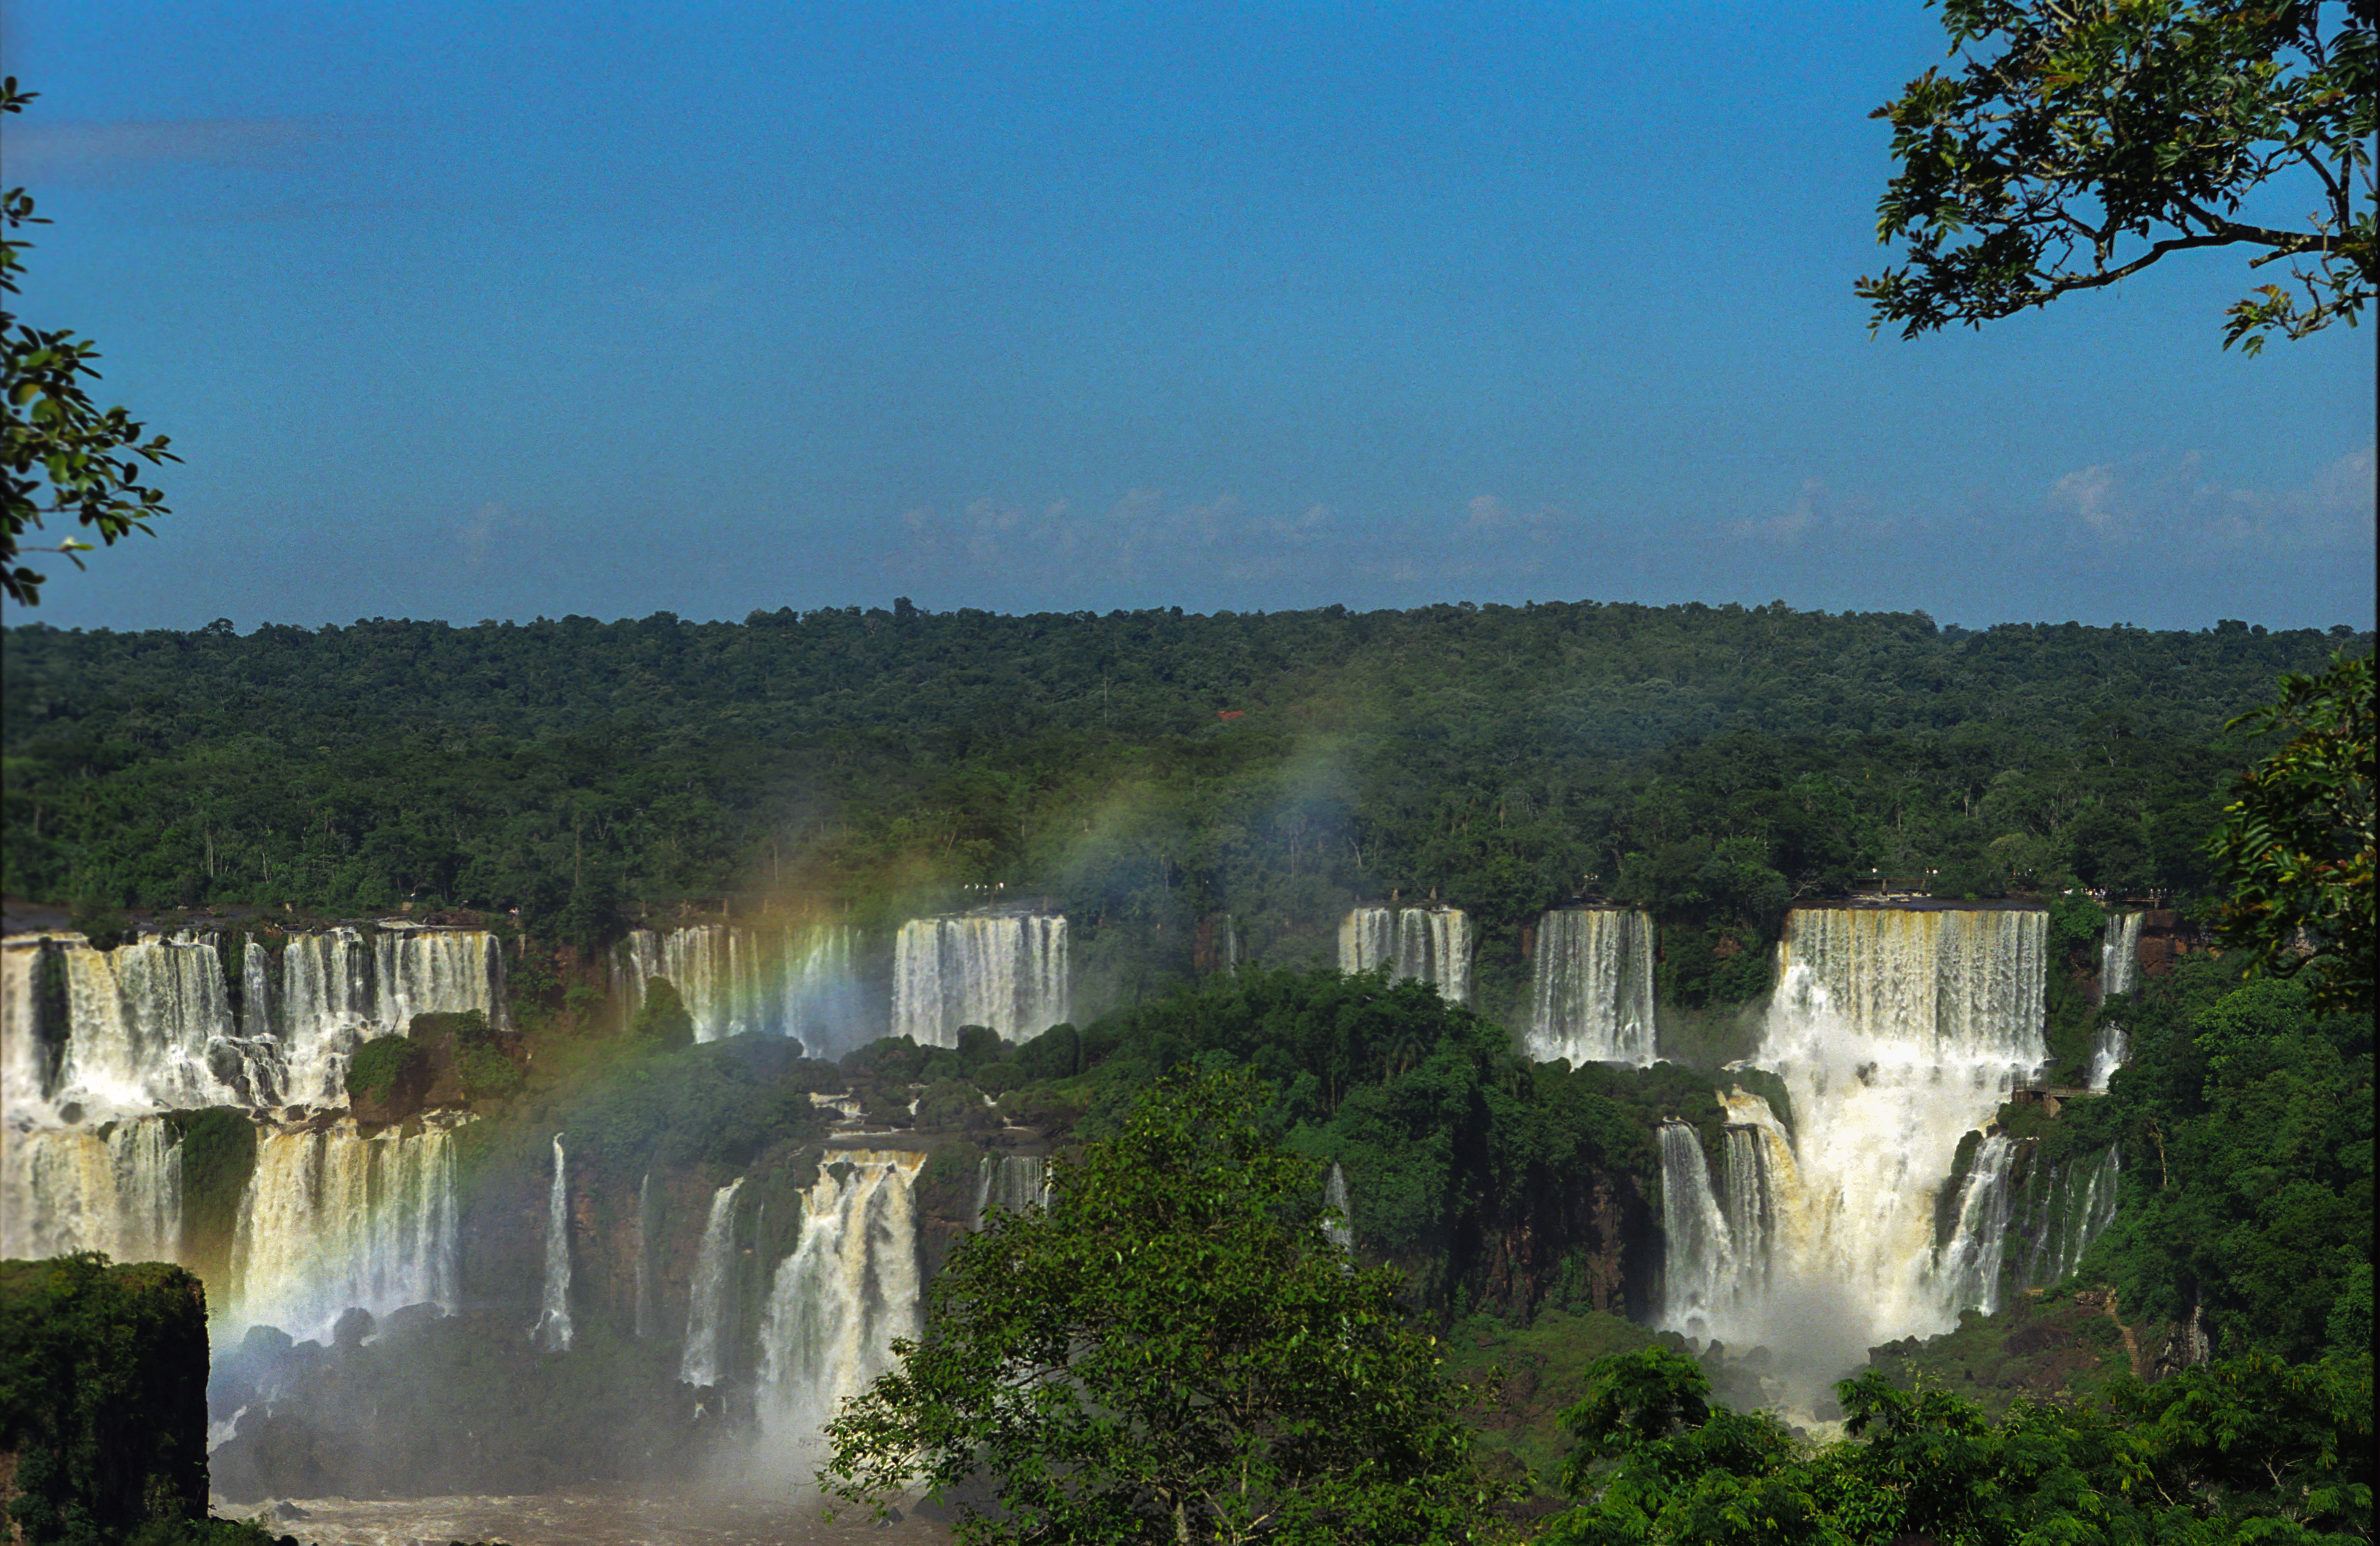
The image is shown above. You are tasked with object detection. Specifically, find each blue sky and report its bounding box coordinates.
[5,2,2372,634]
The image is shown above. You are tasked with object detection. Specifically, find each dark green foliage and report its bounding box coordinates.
[1545,1343,2375,1544]
[2209,648,2374,1013]
[2,608,2356,1008]
[626,978,693,1049]
[840,1034,929,1086]
[822,1068,1497,1544]
[343,1034,427,1104]
[1013,1022,1081,1082]
[993,966,1685,1317]
[0,1255,210,1546]
[914,1077,993,1134]
[566,1038,831,1173]
[164,1108,254,1278]
[953,1023,1006,1074]
[2059,960,2373,1363]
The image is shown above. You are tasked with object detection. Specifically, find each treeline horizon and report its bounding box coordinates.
[5,595,2367,1030]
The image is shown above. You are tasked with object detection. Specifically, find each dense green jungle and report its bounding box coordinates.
[2,601,2371,1542]
[2,602,2365,1024]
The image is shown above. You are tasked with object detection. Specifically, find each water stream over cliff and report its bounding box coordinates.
[755,1150,927,1467]
[1338,906,1471,1005]
[890,912,1069,1047]
[1656,907,2110,1394]
[1524,908,1655,1065]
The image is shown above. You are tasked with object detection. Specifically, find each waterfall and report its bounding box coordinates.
[2089,912,2142,1091]
[972,1153,1050,1228]
[11,933,254,1117]
[1322,1162,1354,1257]
[755,1150,926,1462]
[615,923,869,1054]
[222,1119,459,1343]
[634,1171,656,1341]
[1682,907,2049,1381]
[0,1117,183,1264]
[1933,1134,2019,1317]
[373,927,506,1035]
[1,937,64,1112]
[535,1134,574,1352]
[2085,1023,2131,1094]
[680,1179,745,1386]
[1338,907,1470,1004]
[890,913,1069,1047]
[1657,1123,1737,1340]
[2100,912,2142,1000]
[1525,909,1656,1065]
[2012,1146,2123,1290]
[3,926,505,1120]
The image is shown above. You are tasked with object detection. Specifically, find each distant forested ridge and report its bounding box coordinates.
[3,600,2364,1014]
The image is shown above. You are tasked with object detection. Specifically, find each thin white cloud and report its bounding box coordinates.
[2049,446,2375,554]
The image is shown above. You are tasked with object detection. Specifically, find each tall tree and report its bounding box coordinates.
[820,1066,1492,1545]
[2,79,180,606]
[2208,648,2375,1011]
[1860,0,2377,351]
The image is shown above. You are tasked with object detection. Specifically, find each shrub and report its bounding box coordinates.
[345,1035,427,1104]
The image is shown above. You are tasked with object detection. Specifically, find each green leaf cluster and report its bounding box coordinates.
[821,1067,1499,1544]
[1544,1343,2373,1544]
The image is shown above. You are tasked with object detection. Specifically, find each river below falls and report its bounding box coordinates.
[213,1485,949,1545]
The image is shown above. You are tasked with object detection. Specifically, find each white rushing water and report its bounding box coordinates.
[2100,912,2142,1001]
[1338,906,1471,1005]
[615,922,870,1054]
[0,925,509,1120]
[1525,908,1656,1065]
[2088,911,2142,1092]
[756,1150,926,1465]
[680,1179,747,1387]
[222,1119,460,1343]
[536,1134,574,1352]
[1658,1122,1736,1337]
[889,913,1069,1047]
[0,1117,183,1264]
[1659,907,2053,1382]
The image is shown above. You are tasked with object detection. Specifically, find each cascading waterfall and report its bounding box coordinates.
[5,926,508,1120]
[223,1120,459,1343]
[973,1153,1050,1227]
[2100,913,2142,1000]
[20,934,252,1116]
[373,927,505,1037]
[536,1134,574,1352]
[890,913,1070,1047]
[679,1179,745,1387]
[1323,1162,1354,1257]
[614,922,870,1054]
[755,1150,925,1462]
[1338,907,1471,1004]
[2012,1146,2123,1291]
[2088,912,2143,1092]
[1525,909,1656,1065]
[0,1117,183,1264]
[1657,1123,1737,1339]
[1669,906,2049,1384]
[1933,1135,2019,1316]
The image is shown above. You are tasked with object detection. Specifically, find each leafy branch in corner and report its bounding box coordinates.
[2,77,180,606]
[1859,0,2377,352]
